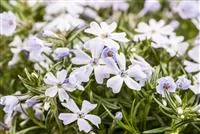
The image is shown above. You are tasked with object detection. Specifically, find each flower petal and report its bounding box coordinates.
[84,114,101,128]
[116,53,126,70]
[104,39,120,50]
[58,88,69,102]
[45,86,58,97]
[44,72,58,85]
[77,118,92,133]
[94,65,110,84]
[58,113,78,125]
[81,100,97,114]
[71,49,91,65]
[110,32,129,42]
[57,69,67,83]
[124,76,141,90]
[107,75,123,93]
[85,21,102,36]
[62,99,80,113]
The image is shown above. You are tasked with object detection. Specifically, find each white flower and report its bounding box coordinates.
[71,43,110,84]
[24,37,52,62]
[130,54,154,86]
[45,1,84,16]
[156,76,176,96]
[59,99,101,133]
[8,36,23,66]
[160,35,189,57]
[138,0,161,17]
[0,11,17,36]
[41,30,58,38]
[85,21,129,50]
[176,1,199,19]
[190,73,200,95]
[176,76,191,90]
[184,43,200,73]
[133,19,174,47]
[44,14,85,32]
[44,70,70,102]
[106,53,141,93]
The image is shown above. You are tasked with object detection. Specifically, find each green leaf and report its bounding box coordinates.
[16,126,41,134]
[142,127,171,134]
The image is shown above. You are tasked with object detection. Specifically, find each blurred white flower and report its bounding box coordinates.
[176,76,191,90]
[134,19,174,47]
[24,37,52,62]
[176,1,199,19]
[106,53,141,93]
[190,73,200,95]
[44,14,85,32]
[130,54,154,86]
[0,11,17,36]
[71,43,110,84]
[138,0,161,17]
[8,36,23,66]
[45,1,84,16]
[156,76,176,96]
[41,30,58,38]
[85,21,129,50]
[184,41,200,73]
[160,35,189,57]
[59,99,101,133]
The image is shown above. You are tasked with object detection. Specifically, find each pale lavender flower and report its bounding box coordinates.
[0,11,17,36]
[156,76,176,96]
[176,76,191,90]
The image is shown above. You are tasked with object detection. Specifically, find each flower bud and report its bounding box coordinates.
[162,99,167,106]
[115,111,123,120]
[174,95,182,105]
[177,107,183,115]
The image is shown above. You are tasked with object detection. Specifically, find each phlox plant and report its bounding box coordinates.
[0,0,199,134]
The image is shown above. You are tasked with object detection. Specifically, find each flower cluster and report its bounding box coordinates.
[0,0,199,134]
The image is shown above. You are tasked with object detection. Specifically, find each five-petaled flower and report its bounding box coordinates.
[85,21,129,50]
[59,99,101,133]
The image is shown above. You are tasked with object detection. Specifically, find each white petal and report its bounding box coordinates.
[127,65,147,80]
[124,76,141,90]
[110,33,129,42]
[94,65,110,84]
[77,118,92,133]
[58,88,69,102]
[71,49,91,65]
[85,22,102,36]
[88,40,104,59]
[81,100,97,114]
[84,114,101,128]
[108,22,117,33]
[58,113,78,125]
[104,39,120,50]
[57,69,67,83]
[116,53,126,70]
[44,72,58,85]
[104,57,120,74]
[45,86,58,97]
[107,75,123,93]
[62,99,80,113]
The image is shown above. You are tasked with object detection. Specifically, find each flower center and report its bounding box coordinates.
[90,58,98,65]
[107,51,114,57]
[77,112,85,118]
[57,83,63,88]
[101,33,109,38]
[120,70,127,77]
[163,83,170,90]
